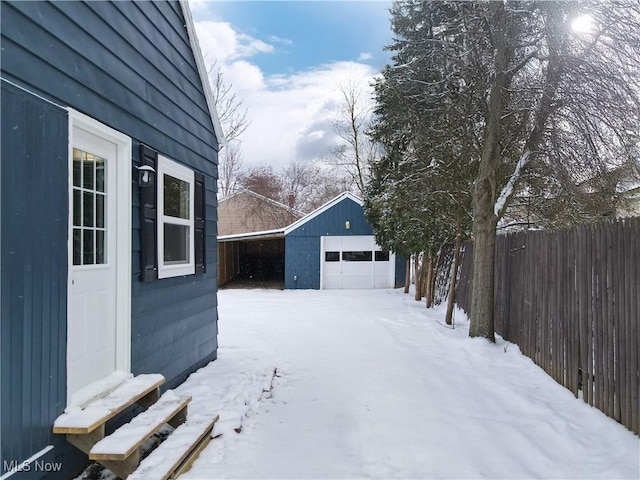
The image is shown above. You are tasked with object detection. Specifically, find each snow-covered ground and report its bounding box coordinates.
[83,288,639,479]
[178,288,639,479]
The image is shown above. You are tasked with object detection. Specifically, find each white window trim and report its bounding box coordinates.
[157,155,195,279]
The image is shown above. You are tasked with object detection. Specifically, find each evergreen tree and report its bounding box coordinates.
[369,1,640,340]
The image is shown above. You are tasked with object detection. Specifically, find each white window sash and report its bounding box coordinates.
[157,155,195,279]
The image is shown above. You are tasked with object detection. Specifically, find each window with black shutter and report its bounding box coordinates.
[138,144,205,281]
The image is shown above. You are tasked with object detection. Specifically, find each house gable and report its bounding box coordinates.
[1,1,220,167]
[285,192,373,237]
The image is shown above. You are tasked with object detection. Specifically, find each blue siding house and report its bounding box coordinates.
[284,193,406,290]
[1,1,223,478]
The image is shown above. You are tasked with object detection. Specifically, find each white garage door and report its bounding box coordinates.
[321,236,394,289]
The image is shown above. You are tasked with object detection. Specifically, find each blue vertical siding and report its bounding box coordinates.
[0,81,72,474]
[285,237,322,289]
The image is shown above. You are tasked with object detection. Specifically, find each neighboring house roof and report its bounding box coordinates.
[218,227,286,242]
[217,189,304,236]
[219,189,305,216]
[284,191,364,235]
[180,0,225,148]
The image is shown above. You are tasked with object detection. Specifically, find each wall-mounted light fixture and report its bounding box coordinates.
[136,164,156,188]
[345,220,350,230]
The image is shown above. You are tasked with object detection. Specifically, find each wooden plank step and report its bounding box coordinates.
[53,374,165,435]
[90,391,191,461]
[128,415,219,480]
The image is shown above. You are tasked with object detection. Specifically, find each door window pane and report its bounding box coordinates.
[73,229,82,265]
[96,230,105,264]
[96,194,105,228]
[83,153,95,190]
[73,189,82,227]
[73,149,82,187]
[83,191,94,227]
[96,159,105,192]
[72,148,107,266]
[83,229,94,265]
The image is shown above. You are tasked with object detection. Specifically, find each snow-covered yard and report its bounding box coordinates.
[82,288,639,479]
[174,288,639,479]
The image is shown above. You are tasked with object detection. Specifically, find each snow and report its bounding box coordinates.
[128,416,218,480]
[495,151,531,217]
[79,289,639,479]
[55,374,165,431]
[90,390,189,457]
[67,371,131,411]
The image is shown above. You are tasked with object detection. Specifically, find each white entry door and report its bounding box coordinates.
[67,112,131,401]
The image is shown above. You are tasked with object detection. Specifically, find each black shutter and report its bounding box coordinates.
[194,172,206,274]
[139,144,158,282]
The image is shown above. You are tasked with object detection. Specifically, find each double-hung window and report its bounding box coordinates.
[157,155,195,278]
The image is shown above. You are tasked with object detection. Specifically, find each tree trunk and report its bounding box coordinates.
[414,255,422,301]
[446,226,463,326]
[430,247,442,307]
[469,1,510,341]
[425,254,434,308]
[404,258,411,294]
[469,185,498,340]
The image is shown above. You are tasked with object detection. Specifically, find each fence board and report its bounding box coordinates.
[567,229,578,397]
[631,218,640,435]
[594,225,604,412]
[613,222,623,422]
[624,219,638,434]
[601,225,611,418]
[617,221,629,427]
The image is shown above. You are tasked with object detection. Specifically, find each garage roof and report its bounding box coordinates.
[284,192,363,235]
[217,227,285,242]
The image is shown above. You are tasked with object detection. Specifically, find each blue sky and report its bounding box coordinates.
[198,2,393,74]
[190,1,393,169]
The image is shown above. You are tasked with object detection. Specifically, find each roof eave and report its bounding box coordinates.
[284,191,363,235]
[179,0,226,149]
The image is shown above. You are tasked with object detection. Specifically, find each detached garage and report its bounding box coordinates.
[284,192,405,289]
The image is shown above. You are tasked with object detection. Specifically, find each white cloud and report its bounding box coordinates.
[195,21,273,63]
[358,52,373,61]
[187,0,209,14]
[308,130,325,141]
[268,35,293,46]
[194,21,379,170]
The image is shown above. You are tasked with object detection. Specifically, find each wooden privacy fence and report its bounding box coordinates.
[453,217,639,435]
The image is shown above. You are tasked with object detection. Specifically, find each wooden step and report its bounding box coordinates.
[89,391,191,461]
[128,415,219,480]
[53,374,165,435]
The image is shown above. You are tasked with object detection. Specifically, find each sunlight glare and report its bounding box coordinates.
[571,14,595,34]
